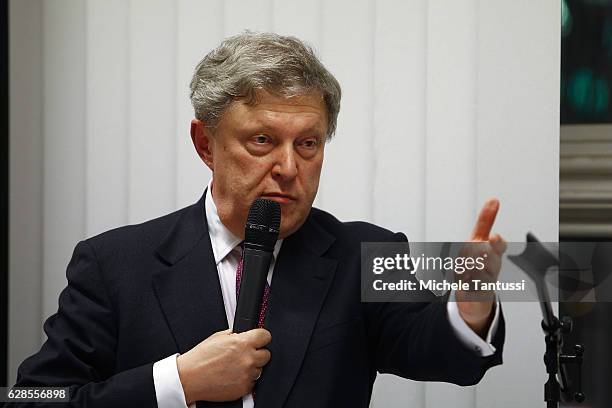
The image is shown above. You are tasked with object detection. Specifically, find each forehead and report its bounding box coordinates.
[220,89,329,136]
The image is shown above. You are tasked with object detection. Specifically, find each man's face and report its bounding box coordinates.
[191,89,328,239]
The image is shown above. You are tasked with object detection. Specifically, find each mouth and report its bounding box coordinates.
[260,192,297,204]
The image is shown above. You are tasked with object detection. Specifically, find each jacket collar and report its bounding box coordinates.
[155,191,208,266]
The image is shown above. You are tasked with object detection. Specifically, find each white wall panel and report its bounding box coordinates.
[128,0,177,223]
[272,0,321,47]
[86,0,129,236]
[476,0,560,242]
[424,1,478,406]
[319,0,375,222]
[474,1,560,407]
[371,0,427,240]
[425,0,477,243]
[41,0,87,321]
[370,1,427,405]
[175,0,221,207]
[372,374,425,408]
[224,0,272,36]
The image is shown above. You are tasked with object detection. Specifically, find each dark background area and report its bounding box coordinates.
[561,0,612,124]
[560,1,612,407]
[559,240,612,408]
[1,0,9,388]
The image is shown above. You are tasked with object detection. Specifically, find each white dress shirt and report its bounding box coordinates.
[153,181,500,408]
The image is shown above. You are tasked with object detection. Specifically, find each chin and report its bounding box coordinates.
[279,223,296,239]
[280,215,309,238]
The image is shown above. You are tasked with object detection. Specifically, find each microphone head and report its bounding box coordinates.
[244,198,281,252]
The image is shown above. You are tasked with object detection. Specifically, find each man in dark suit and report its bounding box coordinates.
[12,32,506,407]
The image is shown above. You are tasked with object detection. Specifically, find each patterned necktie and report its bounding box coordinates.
[235,253,271,328]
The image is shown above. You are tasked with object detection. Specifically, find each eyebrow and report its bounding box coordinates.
[242,120,326,138]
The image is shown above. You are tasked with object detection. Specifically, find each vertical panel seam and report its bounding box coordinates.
[2,0,8,386]
[423,0,429,247]
[126,0,132,222]
[472,0,479,223]
[172,0,178,209]
[219,0,225,44]
[315,0,322,48]
[470,1,479,405]
[83,0,89,236]
[174,0,182,208]
[316,0,324,208]
[40,0,47,342]
[221,0,227,36]
[122,0,129,225]
[422,0,429,404]
[473,5,480,407]
[369,0,376,223]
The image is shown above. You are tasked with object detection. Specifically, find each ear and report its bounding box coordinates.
[190,119,215,171]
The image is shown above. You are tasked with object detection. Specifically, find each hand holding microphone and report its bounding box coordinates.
[177,328,271,403]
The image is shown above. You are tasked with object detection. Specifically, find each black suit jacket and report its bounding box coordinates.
[12,192,504,407]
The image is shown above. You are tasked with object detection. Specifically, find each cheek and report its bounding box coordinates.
[301,161,323,194]
[218,150,271,189]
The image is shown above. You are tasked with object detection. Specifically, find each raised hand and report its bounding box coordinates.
[456,198,507,337]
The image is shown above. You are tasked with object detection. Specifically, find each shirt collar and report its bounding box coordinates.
[204,179,283,265]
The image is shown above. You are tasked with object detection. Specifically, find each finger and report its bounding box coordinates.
[489,233,507,255]
[241,328,272,348]
[252,348,272,367]
[211,329,232,337]
[470,198,500,241]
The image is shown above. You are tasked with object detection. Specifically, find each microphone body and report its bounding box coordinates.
[232,198,280,333]
[233,247,274,332]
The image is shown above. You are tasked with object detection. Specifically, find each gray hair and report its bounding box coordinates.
[189,31,342,139]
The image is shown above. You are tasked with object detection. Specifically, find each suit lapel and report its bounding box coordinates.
[255,214,337,407]
[152,192,242,407]
[152,191,229,353]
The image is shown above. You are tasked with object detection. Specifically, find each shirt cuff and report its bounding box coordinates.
[153,354,190,408]
[446,290,500,357]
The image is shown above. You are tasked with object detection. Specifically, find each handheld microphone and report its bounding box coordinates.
[233,198,281,333]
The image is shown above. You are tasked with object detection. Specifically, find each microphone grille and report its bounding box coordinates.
[244,198,281,251]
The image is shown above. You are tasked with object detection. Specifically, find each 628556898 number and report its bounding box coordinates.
[1,387,69,402]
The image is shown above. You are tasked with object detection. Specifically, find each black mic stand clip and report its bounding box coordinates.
[542,314,585,408]
[508,233,585,408]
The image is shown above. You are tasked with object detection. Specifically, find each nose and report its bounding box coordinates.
[272,144,298,181]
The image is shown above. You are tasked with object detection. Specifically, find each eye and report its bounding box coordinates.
[252,134,271,144]
[246,134,274,155]
[299,138,319,149]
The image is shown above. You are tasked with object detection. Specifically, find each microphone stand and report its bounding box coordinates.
[508,233,585,408]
